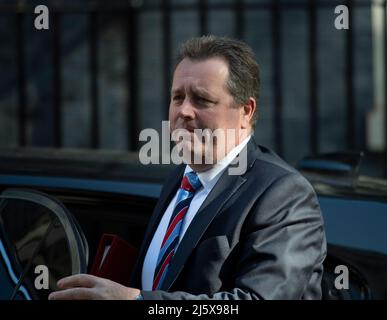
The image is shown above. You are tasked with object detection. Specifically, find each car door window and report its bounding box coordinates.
[0,189,88,300]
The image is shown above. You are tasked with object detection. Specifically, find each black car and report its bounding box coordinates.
[0,148,386,300]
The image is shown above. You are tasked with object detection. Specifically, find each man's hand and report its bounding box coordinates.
[47,274,141,300]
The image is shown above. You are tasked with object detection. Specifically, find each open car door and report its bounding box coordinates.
[0,188,88,300]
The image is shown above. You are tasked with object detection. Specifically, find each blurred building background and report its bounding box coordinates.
[0,0,385,173]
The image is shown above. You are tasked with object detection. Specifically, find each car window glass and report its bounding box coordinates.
[0,189,88,300]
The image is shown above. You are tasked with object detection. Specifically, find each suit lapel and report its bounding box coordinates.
[161,138,260,291]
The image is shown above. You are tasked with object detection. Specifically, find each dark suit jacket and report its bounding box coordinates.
[130,137,327,300]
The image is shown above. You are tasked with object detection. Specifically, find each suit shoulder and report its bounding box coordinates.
[255,145,299,175]
[249,144,313,191]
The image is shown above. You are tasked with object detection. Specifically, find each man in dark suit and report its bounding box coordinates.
[49,35,326,300]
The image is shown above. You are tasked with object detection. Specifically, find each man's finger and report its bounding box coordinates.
[48,287,95,300]
[57,274,98,289]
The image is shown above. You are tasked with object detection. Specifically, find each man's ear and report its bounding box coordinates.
[240,97,256,129]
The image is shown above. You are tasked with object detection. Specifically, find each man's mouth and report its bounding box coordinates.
[175,126,197,133]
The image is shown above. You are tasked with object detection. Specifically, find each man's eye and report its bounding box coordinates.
[197,97,212,104]
[172,95,183,102]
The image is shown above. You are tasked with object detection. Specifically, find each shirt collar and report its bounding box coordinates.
[184,135,251,192]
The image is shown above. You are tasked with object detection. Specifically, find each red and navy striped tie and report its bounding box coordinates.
[152,171,202,290]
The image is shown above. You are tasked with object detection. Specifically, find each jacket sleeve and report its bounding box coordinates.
[140,173,327,300]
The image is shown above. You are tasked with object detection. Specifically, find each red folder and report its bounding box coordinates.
[89,234,138,286]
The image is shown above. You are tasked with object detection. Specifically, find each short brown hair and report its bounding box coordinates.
[175,35,260,128]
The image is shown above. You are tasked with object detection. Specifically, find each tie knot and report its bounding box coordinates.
[181,172,202,192]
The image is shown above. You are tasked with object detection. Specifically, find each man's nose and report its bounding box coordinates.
[178,98,195,120]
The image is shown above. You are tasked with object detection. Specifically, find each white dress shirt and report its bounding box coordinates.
[141,135,251,290]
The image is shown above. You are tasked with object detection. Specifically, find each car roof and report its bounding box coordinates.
[1,148,387,201]
[297,152,387,201]
[0,147,174,183]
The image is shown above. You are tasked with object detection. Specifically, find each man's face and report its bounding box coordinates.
[169,57,247,169]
